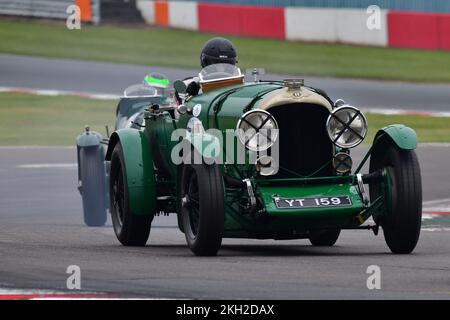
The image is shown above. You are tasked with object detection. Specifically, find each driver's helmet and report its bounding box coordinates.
[200,37,238,68]
[143,72,171,97]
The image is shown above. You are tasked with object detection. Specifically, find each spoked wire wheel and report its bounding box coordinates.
[180,163,224,256]
[183,167,200,238]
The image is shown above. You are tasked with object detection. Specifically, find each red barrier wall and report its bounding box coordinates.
[438,14,450,51]
[388,11,439,50]
[198,3,285,40]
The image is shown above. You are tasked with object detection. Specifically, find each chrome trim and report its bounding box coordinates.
[236,109,279,152]
[326,105,368,149]
[356,173,370,207]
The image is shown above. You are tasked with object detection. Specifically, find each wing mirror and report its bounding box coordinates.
[174,80,187,94]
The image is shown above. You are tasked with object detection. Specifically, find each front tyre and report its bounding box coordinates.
[373,145,422,254]
[110,143,151,246]
[180,163,224,256]
[309,229,340,246]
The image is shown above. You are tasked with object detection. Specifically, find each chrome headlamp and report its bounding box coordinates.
[236,109,278,152]
[326,106,368,149]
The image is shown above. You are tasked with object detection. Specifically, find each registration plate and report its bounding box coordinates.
[274,196,352,209]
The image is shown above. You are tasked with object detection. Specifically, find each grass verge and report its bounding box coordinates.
[1,19,450,83]
[0,92,449,146]
[0,93,115,146]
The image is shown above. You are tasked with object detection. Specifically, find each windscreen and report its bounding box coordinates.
[199,63,242,82]
[123,84,158,98]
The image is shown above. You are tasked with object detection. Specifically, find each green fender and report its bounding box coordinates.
[373,124,418,150]
[185,132,221,164]
[369,125,417,220]
[105,129,156,217]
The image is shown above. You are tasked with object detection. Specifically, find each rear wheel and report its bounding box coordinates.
[371,145,422,254]
[79,146,107,227]
[309,229,340,246]
[180,163,224,256]
[110,143,151,246]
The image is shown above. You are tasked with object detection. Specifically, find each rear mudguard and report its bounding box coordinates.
[105,129,156,217]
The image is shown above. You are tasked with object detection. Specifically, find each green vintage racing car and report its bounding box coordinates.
[82,64,422,256]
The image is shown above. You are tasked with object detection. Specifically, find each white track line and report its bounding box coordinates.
[16,163,77,169]
[0,86,120,100]
[362,108,450,117]
[1,86,450,117]
[423,198,450,205]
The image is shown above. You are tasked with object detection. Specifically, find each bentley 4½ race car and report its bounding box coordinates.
[77,64,422,256]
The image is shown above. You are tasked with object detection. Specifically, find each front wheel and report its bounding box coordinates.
[372,145,422,254]
[110,143,152,246]
[180,163,224,256]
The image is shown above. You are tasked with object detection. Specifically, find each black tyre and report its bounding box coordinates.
[372,145,422,254]
[110,143,152,246]
[180,163,224,256]
[309,229,340,246]
[79,146,107,227]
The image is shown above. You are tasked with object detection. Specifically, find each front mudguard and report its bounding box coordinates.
[370,124,418,174]
[171,132,222,165]
[368,124,418,222]
[187,132,221,164]
[105,129,156,217]
[373,124,418,151]
[174,132,222,232]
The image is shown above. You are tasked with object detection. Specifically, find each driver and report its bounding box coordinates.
[184,37,238,97]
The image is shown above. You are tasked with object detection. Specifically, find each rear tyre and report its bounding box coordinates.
[110,143,151,246]
[375,146,422,254]
[79,146,107,227]
[309,229,340,246]
[180,163,224,256]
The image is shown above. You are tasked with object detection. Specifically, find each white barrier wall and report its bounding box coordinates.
[336,9,388,46]
[285,7,388,46]
[136,2,389,48]
[168,1,198,30]
[285,8,337,42]
[136,0,155,24]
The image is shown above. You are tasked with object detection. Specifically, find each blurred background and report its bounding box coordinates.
[0,0,449,50]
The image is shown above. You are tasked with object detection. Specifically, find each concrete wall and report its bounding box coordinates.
[135,0,450,51]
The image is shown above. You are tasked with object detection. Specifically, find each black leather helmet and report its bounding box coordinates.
[200,37,238,68]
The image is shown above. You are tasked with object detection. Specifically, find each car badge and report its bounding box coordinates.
[193,104,202,117]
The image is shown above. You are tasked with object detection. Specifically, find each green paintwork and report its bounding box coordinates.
[187,132,221,161]
[107,129,156,217]
[259,183,363,218]
[104,77,419,239]
[374,124,418,150]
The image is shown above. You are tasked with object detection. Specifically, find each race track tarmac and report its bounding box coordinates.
[0,145,449,299]
[2,53,450,111]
